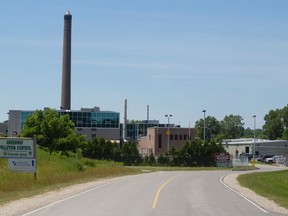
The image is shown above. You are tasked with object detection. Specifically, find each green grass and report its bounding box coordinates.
[0,148,142,205]
[238,170,288,209]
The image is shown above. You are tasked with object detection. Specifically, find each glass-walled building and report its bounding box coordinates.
[125,120,168,142]
[62,110,119,128]
[8,107,120,141]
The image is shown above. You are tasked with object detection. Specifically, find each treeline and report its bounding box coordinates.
[195,105,288,142]
[82,138,225,167]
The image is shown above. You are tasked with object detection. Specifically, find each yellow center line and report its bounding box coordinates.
[152,176,177,209]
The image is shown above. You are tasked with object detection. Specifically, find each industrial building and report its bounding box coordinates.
[138,127,195,156]
[125,120,169,142]
[7,107,120,141]
[223,138,288,157]
[0,121,8,136]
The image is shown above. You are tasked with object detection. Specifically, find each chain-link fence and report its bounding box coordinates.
[275,157,287,166]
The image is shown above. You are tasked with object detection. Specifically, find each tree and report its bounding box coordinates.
[21,108,84,155]
[263,108,284,140]
[242,128,263,139]
[220,114,244,139]
[82,137,120,161]
[195,116,221,142]
[121,142,141,165]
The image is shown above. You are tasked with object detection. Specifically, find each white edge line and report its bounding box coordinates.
[220,175,268,214]
[22,181,116,216]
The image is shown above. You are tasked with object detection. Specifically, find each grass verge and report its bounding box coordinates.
[237,170,288,209]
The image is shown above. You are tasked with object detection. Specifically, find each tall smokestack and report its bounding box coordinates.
[124,99,127,140]
[61,11,72,110]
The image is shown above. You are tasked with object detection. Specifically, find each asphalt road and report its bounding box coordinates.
[23,170,286,216]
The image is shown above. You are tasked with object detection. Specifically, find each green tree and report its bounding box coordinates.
[21,108,84,155]
[157,154,170,166]
[83,137,120,161]
[242,128,263,139]
[220,114,244,139]
[121,142,141,165]
[195,116,221,142]
[263,108,284,140]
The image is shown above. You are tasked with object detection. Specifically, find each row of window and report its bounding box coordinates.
[62,111,120,128]
[170,134,190,141]
[20,111,120,129]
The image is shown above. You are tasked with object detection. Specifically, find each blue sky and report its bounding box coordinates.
[0,1,287,129]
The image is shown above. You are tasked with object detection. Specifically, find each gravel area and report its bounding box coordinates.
[1,165,287,216]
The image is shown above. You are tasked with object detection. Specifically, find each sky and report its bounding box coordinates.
[0,0,287,129]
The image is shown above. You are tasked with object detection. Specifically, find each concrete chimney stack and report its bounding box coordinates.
[61,11,72,110]
[123,99,127,140]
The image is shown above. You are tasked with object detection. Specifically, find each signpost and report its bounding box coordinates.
[0,137,37,179]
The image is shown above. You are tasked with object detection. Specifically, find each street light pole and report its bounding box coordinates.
[253,115,256,166]
[202,110,206,143]
[165,114,172,153]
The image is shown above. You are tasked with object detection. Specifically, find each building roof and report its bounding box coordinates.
[223,138,288,146]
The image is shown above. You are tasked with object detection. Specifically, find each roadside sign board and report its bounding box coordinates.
[215,153,230,161]
[8,158,36,173]
[215,152,231,167]
[0,138,34,158]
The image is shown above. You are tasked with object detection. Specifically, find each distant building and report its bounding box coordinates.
[138,127,195,156]
[0,121,8,136]
[8,107,120,141]
[125,120,169,142]
[223,138,288,157]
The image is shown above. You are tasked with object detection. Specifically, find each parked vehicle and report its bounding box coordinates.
[265,155,283,164]
[259,155,274,162]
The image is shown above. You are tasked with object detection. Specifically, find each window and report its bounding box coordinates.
[179,135,183,140]
[174,134,178,140]
[158,134,162,148]
[245,146,249,153]
[184,135,187,140]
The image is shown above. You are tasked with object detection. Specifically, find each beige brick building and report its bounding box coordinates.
[138,127,195,156]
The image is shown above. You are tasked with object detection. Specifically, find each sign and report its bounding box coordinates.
[215,153,230,161]
[215,153,231,167]
[0,138,34,158]
[8,158,36,173]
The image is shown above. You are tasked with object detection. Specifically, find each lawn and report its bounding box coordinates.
[237,169,288,209]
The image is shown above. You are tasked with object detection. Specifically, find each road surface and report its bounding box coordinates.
[22,170,287,216]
